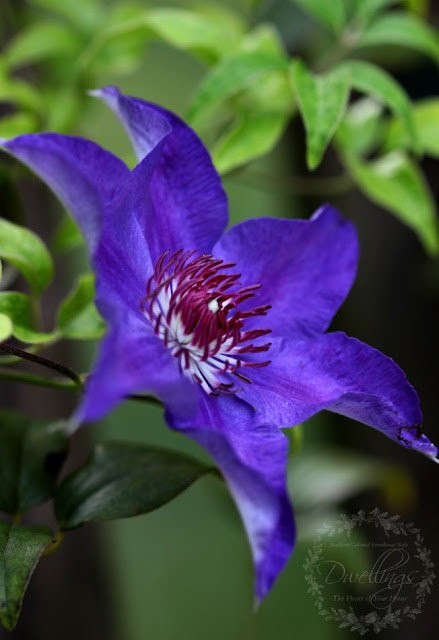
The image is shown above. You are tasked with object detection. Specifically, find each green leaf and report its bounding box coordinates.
[336,97,385,156]
[343,150,439,255]
[290,0,346,33]
[187,51,290,130]
[383,98,439,157]
[44,86,81,133]
[0,292,55,344]
[356,12,439,65]
[29,0,103,32]
[0,411,68,515]
[55,442,212,530]
[212,111,288,174]
[0,112,37,137]
[0,314,12,341]
[0,218,53,296]
[352,0,400,25]
[337,60,419,152]
[4,22,82,70]
[56,274,105,340]
[0,522,53,631]
[0,75,42,115]
[52,215,84,254]
[292,60,351,170]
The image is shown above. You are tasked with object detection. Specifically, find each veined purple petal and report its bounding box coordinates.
[92,86,229,260]
[213,204,359,339]
[240,333,437,459]
[77,308,197,424]
[167,392,295,603]
[1,133,128,253]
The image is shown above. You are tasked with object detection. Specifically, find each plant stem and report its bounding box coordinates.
[0,342,82,387]
[0,367,77,390]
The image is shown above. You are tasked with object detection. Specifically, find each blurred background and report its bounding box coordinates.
[1,0,438,638]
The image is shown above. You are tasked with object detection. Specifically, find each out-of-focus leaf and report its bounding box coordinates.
[383,98,439,157]
[404,0,428,17]
[94,7,243,69]
[187,51,290,130]
[213,111,288,174]
[44,86,80,132]
[0,292,55,344]
[0,219,53,296]
[289,449,415,511]
[337,60,419,152]
[29,0,103,33]
[336,97,385,156]
[0,522,53,631]
[4,22,82,70]
[290,0,346,33]
[292,60,350,170]
[56,274,105,340]
[352,0,400,25]
[55,442,213,530]
[0,75,42,114]
[356,12,439,65]
[0,113,37,137]
[0,411,68,515]
[52,215,83,254]
[343,150,439,255]
[0,313,12,341]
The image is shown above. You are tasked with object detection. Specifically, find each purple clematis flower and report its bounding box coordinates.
[1,87,437,602]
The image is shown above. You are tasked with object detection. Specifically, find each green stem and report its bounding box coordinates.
[0,342,82,387]
[0,367,77,390]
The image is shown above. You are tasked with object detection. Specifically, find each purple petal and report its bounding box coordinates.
[1,133,128,253]
[213,204,359,339]
[76,308,197,424]
[92,86,229,260]
[167,392,295,603]
[239,333,437,459]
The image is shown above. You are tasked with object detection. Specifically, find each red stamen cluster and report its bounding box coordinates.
[140,249,271,394]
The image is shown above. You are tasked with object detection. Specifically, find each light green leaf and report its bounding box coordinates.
[292,60,351,170]
[356,12,439,64]
[0,522,53,631]
[337,60,419,152]
[187,51,290,130]
[0,292,55,344]
[0,411,68,515]
[52,215,84,254]
[0,314,12,341]
[343,150,439,255]
[0,112,37,137]
[352,0,400,25]
[213,111,288,174]
[44,86,80,133]
[290,0,346,33]
[336,98,385,156]
[55,442,213,530]
[4,22,82,70]
[0,219,53,296]
[0,75,42,114]
[383,98,439,157]
[29,0,103,32]
[56,274,105,340]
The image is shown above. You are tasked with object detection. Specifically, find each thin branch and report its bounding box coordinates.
[0,342,82,387]
[0,367,77,390]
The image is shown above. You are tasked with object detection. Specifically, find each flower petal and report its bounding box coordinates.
[240,333,437,459]
[92,86,229,260]
[1,133,128,253]
[167,392,295,603]
[76,308,197,424]
[213,204,359,339]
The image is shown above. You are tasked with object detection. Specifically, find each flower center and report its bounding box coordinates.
[141,249,272,395]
